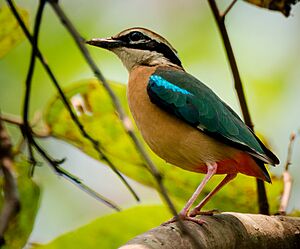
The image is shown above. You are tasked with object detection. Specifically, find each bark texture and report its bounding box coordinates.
[120,212,300,249]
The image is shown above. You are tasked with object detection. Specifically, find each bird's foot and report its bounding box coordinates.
[162,213,207,226]
[189,208,219,217]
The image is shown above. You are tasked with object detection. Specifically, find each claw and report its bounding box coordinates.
[189,209,219,217]
[162,213,207,226]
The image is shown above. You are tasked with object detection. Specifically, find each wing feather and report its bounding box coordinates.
[147,67,279,165]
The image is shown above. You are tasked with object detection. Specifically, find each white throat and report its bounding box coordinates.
[111,47,177,72]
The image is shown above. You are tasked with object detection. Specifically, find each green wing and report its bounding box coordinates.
[147,67,279,165]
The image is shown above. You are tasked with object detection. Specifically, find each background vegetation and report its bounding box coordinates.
[0,0,300,248]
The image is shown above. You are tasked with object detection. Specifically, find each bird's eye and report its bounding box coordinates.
[128,31,144,42]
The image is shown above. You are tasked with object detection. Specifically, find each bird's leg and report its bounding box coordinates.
[163,162,217,225]
[189,173,237,217]
[179,162,218,216]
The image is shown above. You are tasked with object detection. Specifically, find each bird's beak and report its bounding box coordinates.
[85,37,123,49]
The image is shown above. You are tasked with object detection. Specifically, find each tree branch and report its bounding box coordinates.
[0,120,20,246]
[120,213,300,249]
[207,0,269,215]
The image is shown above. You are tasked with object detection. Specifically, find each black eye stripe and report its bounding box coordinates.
[124,39,182,67]
[115,32,182,67]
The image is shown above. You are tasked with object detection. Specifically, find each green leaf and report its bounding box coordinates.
[32,205,169,249]
[44,79,282,213]
[0,5,29,59]
[0,159,40,249]
[45,79,158,187]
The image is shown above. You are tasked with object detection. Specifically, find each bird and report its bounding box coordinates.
[86,27,279,224]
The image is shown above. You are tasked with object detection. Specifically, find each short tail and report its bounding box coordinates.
[235,153,272,183]
[254,159,272,183]
[249,129,280,166]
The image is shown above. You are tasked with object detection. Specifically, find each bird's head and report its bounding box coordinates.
[86,27,182,71]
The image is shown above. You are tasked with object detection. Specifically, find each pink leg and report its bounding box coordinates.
[179,162,218,216]
[189,173,237,217]
[162,162,218,225]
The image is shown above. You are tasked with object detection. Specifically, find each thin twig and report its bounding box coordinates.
[0,120,20,246]
[279,132,296,214]
[221,0,237,19]
[6,0,139,203]
[48,1,202,247]
[21,0,45,177]
[5,0,124,210]
[284,132,296,172]
[0,114,50,138]
[0,118,120,210]
[207,0,253,129]
[30,137,121,211]
[207,0,269,215]
[0,114,23,126]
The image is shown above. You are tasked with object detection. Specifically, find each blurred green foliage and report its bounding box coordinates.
[0,5,28,58]
[1,0,300,248]
[0,160,40,249]
[0,4,39,248]
[33,205,169,249]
